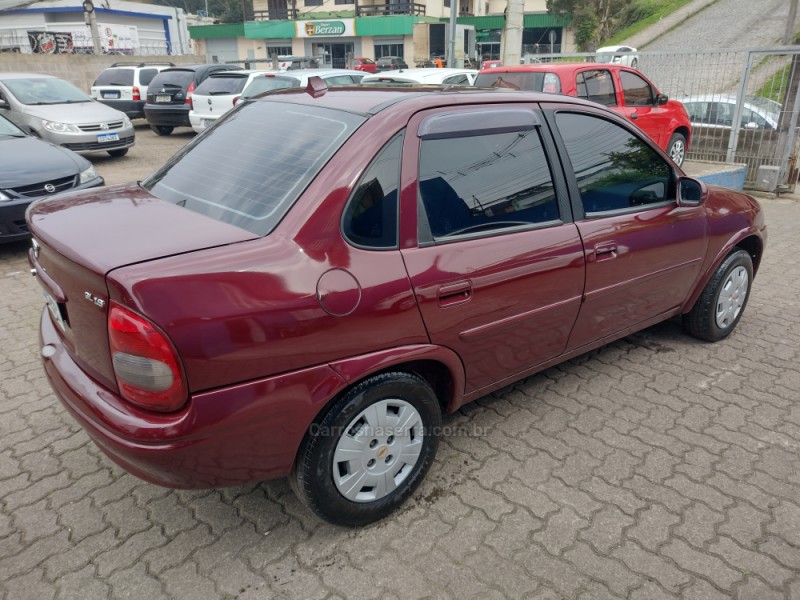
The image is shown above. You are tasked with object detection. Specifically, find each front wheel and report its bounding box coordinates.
[291,372,441,527]
[150,125,173,136]
[683,249,753,342]
[667,132,686,166]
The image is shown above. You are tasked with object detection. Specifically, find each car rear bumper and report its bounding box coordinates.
[1,176,104,243]
[98,99,146,119]
[144,104,191,127]
[38,308,347,488]
[188,112,217,134]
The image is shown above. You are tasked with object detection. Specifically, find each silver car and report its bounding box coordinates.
[0,73,135,157]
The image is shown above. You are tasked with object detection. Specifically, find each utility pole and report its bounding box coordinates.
[447,0,457,67]
[785,0,798,45]
[82,0,102,55]
[501,0,523,66]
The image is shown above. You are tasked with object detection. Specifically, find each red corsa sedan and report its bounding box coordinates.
[475,63,692,166]
[28,84,765,527]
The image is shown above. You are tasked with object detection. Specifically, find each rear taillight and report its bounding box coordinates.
[132,86,140,101]
[232,95,240,106]
[185,81,195,109]
[108,302,187,412]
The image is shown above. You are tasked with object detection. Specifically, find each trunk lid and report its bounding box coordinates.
[28,182,257,389]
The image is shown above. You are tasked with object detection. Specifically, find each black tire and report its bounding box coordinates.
[667,132,686,166]
[107,148,128,157]
[291,371,441,527]
[150,125,173,136]
[684,249,753,342]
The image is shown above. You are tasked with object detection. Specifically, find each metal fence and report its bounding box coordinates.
[536,47,800,191]
[0,31,178,56]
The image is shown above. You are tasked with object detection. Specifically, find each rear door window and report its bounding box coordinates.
[143,102,365,236]
[576,70,616,106]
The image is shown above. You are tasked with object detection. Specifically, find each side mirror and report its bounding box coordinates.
[656,93,669,106]
[677,176,708,206]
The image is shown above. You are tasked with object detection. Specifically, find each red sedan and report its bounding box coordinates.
[352,57,377,73]
[475,62,692,166]
[28,82,765,526]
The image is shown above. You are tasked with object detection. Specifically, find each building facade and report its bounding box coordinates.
[0,0,193,55]
[190,0,573,67]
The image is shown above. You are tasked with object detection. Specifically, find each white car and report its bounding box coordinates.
[361,68,478,86]
[190,69,365,134]
[681,94,779,130]
[188,70,274,134]
[595,46,639,69]
[91,62,175,119]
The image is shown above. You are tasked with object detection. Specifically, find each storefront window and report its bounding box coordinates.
[375,44,404,59]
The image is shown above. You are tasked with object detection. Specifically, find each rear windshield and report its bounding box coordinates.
[93,68,134,86]
[241,76,300,99]
[474,72,561,94]
[148,70,194,90]
[143,101,366,236]
[194,75,249,95]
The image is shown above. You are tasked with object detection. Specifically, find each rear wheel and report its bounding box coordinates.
[107,148,128,157]
[683,249,753,342]
[667,132,686,166]
[291,371,441,527]
[150,125,173,136]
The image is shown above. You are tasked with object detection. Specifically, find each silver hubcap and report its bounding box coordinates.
[333,399,424,503]
[670,140,685,165]
[715,266,749,329]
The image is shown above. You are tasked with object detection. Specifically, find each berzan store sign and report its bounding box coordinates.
[296,19,356,38]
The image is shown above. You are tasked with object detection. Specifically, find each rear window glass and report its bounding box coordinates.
[143,102,365,236]
[148,70,194,90]
[93,68,134,86]
[241,76,300,99]
[194,75,249,95]
[474,72,561,93]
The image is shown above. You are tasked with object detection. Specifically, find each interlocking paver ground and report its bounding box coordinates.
[1,129,799,599]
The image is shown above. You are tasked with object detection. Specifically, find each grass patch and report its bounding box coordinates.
[754,64,792,102]
[602,0,696,46]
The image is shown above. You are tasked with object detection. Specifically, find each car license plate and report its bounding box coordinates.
[102,92,119,99]
[43,290,66,332]
[155,95,171,103]
[97,133,119,143]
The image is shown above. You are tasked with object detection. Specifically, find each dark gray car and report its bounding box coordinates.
[0,114,104,243]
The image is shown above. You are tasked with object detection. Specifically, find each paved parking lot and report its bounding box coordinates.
[1,125,799,599]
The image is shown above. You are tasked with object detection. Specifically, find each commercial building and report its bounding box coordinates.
[189,0,574,67]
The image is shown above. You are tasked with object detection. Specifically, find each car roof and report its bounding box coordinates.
[253,85,606,118]
[269,69,364,77]
[681,94,739,102]
[0,72,58,80]
[160,64,241,73]
[596,45,635,52]
[208,69,276,77]
[362,68,477,84]
[477,62,634,75]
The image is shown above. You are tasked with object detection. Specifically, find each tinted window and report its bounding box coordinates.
[93,68,134,86]
[576,70,616,106]
[149,70,194,91]
[741,107,770,129]
[194,75,249,95]
[684,101,708,122]
[418,128,559,238]
[139,68,159,86]
[323,75,358,85]
[342,134,402,248]
[474,71,561,93]
[241,76,299,99]
[442,74,469,85]
[620,71,653,106]
[555,112,672,214]
[143,102,365,236]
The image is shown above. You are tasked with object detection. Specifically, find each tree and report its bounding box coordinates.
[546,0,631,51]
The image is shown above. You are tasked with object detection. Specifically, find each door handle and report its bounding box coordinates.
[593,242,617,261]
[438,280,472,306]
